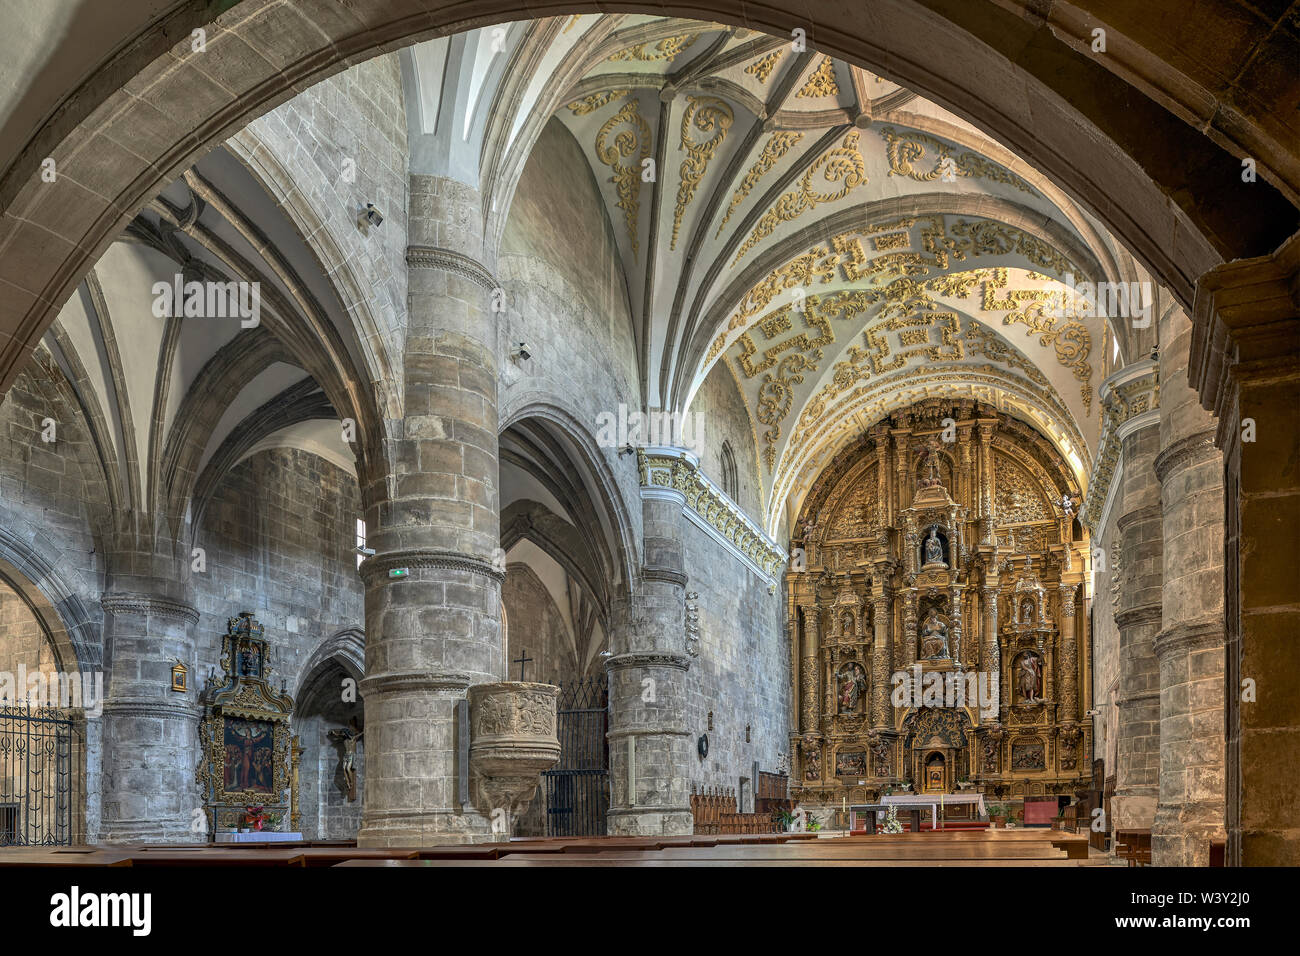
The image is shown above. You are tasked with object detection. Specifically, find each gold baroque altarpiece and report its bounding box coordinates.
[784,399,1091,813]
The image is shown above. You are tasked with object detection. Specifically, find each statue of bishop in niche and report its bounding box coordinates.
[919,610,950,659]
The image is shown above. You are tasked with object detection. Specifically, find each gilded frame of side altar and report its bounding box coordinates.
[196,613,295,831]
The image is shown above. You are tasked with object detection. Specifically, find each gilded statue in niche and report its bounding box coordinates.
[919,610,951,659]
[922,526,947,567]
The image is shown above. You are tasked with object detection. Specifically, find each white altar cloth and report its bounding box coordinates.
[852,793,986,829]
[215,831,304,844]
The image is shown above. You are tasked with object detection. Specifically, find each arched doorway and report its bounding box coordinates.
[293,633,365,841]
[0,563,91,845]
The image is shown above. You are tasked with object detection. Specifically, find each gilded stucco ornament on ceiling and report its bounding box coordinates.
[607,33,699,62]
[567,90,630,115]
[796,56,839,98]
[743,50,783,83]
[980,272,1093,413]
[595,98,652,255]
[733,130,868,263]
[671,96,734,250]
[876,125,1038,195]
[716,131,804,236]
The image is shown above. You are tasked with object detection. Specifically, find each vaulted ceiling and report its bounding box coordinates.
[464,15,1154,531]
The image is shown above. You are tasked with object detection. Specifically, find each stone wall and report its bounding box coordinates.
[497,117,640,487]
[0,359,107,624]
[0,585,60,682]
[681,519,788,806]
[688,359,763,524]
[194,448,364,694]
[503,562,591,685]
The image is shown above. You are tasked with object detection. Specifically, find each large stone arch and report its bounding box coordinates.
[1,1,1296,398]
[499,396,640,601]
[0,515,101,675]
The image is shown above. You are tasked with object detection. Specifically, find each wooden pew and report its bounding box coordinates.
[1114,829,1152,866]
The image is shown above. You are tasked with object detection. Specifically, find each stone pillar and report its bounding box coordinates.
[1110,365,1163,835]
[357,175,503,847]
[870,585,891,729]
[1151,305,1227,866]
[606,469,693,836]
[99,588,199,844]
[1190,231,1300,865]
[800,604,820,735]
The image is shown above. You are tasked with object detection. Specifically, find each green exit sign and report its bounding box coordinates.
[388,568,409,578]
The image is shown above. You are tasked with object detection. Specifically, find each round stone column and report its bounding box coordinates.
[357,175,503,847]
[99,590,199,844]
[605,477,693,836]
[1111,386,1163,835]
[1153,306,1226,866]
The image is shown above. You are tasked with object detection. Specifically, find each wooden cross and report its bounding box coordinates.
[513,649,533,681]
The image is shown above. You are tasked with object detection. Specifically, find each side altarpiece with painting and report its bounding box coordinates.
[784,400,1090,815]
[196,612,295,834]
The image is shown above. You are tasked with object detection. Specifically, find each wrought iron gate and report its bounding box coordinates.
[541,677,609,836]
[0,706,80,846]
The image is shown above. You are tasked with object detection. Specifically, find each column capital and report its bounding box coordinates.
[1190,228,1300,447]
[100,591,199,625]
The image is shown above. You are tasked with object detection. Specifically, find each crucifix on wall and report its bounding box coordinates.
[327,717,364,802]
[513,649,533,681]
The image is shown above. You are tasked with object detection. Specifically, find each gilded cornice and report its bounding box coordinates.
[636,447,786,581]
[1079,359,1159,533]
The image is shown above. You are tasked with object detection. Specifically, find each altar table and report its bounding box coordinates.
[851,793,986,831]
[215,831,304,844]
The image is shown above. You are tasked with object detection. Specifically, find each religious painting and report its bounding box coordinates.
[1011,740,1045,770]
[836,662,867,714]
[835,750,867,777]
[237,639,264,679]
[196,613,296,834]
[924,752,946,792]
[223,717,275,793]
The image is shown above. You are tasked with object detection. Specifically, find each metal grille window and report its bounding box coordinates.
[0,706,80,846]
[540,677,609,836]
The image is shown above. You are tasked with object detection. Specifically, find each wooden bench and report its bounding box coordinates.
[1114,829,1152,866]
